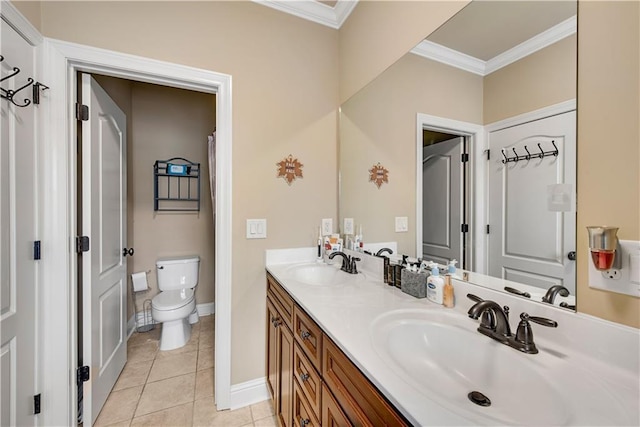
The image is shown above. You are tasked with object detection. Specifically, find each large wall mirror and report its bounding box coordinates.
[339,1,578,309]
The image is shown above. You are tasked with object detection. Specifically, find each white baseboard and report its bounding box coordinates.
[229,377,269,410]
[197,302,215,317]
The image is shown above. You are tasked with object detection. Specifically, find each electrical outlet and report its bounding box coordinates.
[601,269,621,280]
[343,218,354,235]
[322,218,333,236]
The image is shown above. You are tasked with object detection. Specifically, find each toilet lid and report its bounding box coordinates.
[152,289,194,311]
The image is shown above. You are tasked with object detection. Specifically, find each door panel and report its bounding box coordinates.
[1,18,38,427]
[81,74,127,425]
[488,111,576,292]
[422,137,462,264]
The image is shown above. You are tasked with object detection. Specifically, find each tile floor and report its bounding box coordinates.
[95,315,276,427]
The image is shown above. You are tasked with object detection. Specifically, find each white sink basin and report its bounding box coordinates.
[371,309,630,426]
[284,263,365,286]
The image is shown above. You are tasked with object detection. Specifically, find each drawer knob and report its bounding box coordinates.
[299,373,310,382]
[272,318,282,327]
[300,331,311,340]
[300,418,310,427]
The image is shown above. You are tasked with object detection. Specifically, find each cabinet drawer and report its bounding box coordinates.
[293,306,323,370]
[293,379,320,427]
[293,343,322,418]
[267,273,294,329]
[322,337,409,427]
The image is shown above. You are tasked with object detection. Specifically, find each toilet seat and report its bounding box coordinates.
[152,288,195,311]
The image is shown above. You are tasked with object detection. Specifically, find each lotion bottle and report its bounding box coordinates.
[448,259,458,276]
[443,274,454,308]
[427,263,444,304]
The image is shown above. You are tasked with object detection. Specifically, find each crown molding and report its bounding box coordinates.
[411,15,577,77]
[253,0,357,29]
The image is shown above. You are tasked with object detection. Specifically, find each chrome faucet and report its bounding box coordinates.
[328,251,360,274]
[466,294,558,354]
[542,285,570,304]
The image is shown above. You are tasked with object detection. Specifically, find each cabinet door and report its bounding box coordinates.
[266,298,279,402]
[322,384,353,427]
[277,319,294,427]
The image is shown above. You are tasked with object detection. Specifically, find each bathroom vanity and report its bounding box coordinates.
[265,248,639,426]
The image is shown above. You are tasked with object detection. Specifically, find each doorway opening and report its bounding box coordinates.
[75,73,217,424]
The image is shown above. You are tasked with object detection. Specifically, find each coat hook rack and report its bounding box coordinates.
[501,140,559,164]
[1,54,49,107]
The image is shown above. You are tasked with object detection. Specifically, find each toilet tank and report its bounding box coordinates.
[156,256,200,291]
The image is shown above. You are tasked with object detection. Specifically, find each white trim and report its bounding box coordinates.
[40,39,233,426]
[229,377,269,410]
[416,114,487,274]
[410,40,486,76]
[196,302,215,317]
[484,99,577,132]
[0,0,43,46]
[411,15,577,77]
[252,0,357,29]
[485,16,577,75]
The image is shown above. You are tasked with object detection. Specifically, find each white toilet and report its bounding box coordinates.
[152,256,200,351]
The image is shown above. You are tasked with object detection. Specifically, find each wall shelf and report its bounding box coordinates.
[154,158,201,212]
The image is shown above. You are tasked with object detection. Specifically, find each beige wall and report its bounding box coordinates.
[484,35,577,124]
[10,0,41,30]
[39,1,340,384]
[340,53,483,255]
[339,0,469,103]
[576,1,639,328]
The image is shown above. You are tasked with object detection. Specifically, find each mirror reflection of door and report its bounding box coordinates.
[487,111,576,293]
[422,133,468,267]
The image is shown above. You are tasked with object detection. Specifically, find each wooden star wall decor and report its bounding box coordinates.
[276,154,304,185]
[369,162,389,189]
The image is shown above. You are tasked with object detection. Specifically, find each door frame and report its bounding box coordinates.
[40,39,233,425]
[416,113,486,273]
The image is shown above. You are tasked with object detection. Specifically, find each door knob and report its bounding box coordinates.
[567,251,576,261]
[122,247,134,257]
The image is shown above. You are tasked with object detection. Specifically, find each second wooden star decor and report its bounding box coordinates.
[276,154,304,185]
[369,162,389,188]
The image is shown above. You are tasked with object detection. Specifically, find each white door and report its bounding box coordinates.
[488,111,576,293]
[81,74,127,425]
[422,136,463,265]
[0,18,38,427]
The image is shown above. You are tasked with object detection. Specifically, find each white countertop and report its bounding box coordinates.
[266,248,640,426]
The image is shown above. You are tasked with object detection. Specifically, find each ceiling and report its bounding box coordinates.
[254,0,577,74]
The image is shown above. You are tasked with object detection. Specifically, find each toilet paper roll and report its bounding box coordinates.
[131,271,149,292]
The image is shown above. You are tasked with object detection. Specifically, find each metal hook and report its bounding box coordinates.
[512,147,519,163]
[501,149,508,164]
[551,140,559,156]
[2,77,34,107]
[524,145,531,160]
[1,66,21,83]
[537,143,545,159]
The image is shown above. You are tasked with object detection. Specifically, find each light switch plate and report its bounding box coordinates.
[246,219,267,239]
[588,240,640,297]
[395,216,408,233]
[343,218,354,235]
[322,218,333,236]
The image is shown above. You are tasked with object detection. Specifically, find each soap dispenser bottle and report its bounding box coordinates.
[443,274,454,308]
[448,259,458,276]
[427,263,444,304]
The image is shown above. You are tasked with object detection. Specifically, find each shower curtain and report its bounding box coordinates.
[208,131,216,216]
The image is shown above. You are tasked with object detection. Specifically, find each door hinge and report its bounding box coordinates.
[461,153,469,163]
[486,224,490,234]
[76,236,90,253]
[77,366,90,384]
[33,394,41,415]
[485,149,490,160]
[75,103,89,121]
[33,241,41,260]
[461,224,469,233]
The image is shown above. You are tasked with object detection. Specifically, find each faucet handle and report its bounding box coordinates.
[514,313,558,354]
[467,293,484,303]
[350,256,360,274]
[526,314,558,328]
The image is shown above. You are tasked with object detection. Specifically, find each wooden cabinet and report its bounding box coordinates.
[267,274,295,427]
[266,272,409,427]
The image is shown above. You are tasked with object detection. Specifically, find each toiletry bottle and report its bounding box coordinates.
[427,263,444,304]
[448,259,458,276]
[443,274,454,308]
[316,227,323,262]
